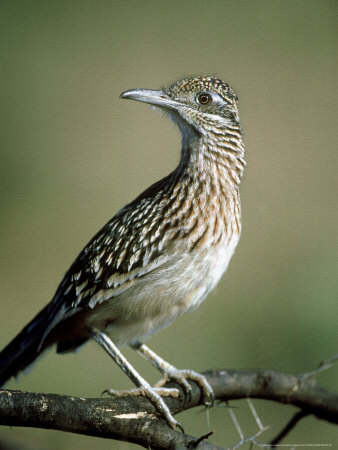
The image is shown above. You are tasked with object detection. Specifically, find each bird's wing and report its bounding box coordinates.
[40,173,182,344]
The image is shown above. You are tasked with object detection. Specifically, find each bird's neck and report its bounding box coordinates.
[177,125,245,191]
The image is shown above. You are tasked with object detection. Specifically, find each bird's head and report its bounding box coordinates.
[120,76,241,145]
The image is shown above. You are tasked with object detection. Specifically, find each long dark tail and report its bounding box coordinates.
[0,305,50,386]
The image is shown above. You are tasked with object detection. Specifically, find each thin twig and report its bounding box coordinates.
[301,353,338,380]
[269,410,310,446]
[187,431,215,448]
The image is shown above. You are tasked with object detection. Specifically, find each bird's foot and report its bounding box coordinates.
[154,368,214,406]
[91,329,182,429]
[133,342,214,407]
[103,385,182,430]
[104,386,179,398]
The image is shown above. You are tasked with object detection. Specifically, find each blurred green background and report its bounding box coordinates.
[1,1,337,448]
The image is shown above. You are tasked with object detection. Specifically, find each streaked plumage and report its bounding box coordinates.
[0,77,245,426]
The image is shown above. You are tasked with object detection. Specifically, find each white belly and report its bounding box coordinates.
[86,234,239,347]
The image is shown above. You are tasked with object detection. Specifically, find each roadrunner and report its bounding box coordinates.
[0,76,246,428]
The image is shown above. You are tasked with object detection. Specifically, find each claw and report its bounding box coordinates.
[135,343,215,407]
[154,369,214,407]
[178,369,214,406]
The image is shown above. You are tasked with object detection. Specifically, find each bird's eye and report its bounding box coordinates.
[196,93,212,105]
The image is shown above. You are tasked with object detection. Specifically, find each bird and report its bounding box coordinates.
[0,76,246,428]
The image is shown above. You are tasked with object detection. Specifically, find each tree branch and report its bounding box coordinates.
[0,368,337,449]
[208,368,338,424]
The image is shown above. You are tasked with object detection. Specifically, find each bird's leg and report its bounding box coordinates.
[131,342,214,406]
[90,328,180,429]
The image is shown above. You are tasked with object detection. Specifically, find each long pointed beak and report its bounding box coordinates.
[120,89,182,110]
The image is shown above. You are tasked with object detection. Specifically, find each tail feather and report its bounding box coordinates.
[0,306,49,387]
